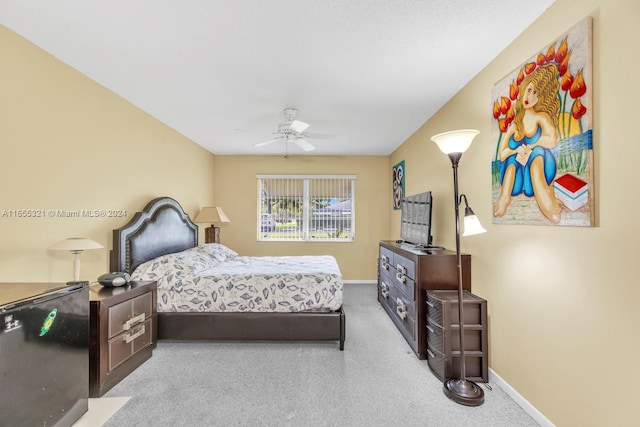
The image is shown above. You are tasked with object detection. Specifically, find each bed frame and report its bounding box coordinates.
[110,197,345,350]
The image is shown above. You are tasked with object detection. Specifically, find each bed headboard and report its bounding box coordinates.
[110,197,198,274]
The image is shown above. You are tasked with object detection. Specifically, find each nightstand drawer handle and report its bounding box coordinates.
[124,313,146,330]
[426,300,435,308]
[426,324,434,333]
[427,349,435,359]
[124,324,146,343]
[396,272,406,284]
[396,264,407,275]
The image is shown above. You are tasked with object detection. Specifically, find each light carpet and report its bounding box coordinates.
[102,283,538,426]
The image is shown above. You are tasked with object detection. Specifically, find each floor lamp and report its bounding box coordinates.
[432,129,487,406]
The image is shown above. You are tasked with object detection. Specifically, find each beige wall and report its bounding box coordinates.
[3,0,637,423]
[0,26,216,282]
[213,155,390,280]
[390,0,639,425]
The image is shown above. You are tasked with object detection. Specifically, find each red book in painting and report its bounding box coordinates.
[554,173,588,211]
[555,173,587,194]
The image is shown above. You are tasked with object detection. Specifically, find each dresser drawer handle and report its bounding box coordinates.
[396,272,406,284]
[426,324,434,333]
[427,348,435,359]
[381,262,389,271]
[381,255,389,264]
[396,264,407,275]
[124,313,146,330]
[396,298,407,319]
[124,324,146,343]
[380,283,390,298]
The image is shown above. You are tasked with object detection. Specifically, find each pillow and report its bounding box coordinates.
[192,243,238,263]
[131,247,219,280]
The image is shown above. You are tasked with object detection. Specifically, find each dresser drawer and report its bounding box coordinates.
[392,285,415,319]
[378,275,395,314]
[380,246,395,269]
[108,317,153,371]
[108,291,153,338]
[393,253,415,280]
[391,286,415,339]
[393,270,415,300]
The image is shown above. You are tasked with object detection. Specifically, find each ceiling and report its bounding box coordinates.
[0,0,555,156]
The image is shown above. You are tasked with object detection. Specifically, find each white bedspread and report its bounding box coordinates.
[131,244,344,313]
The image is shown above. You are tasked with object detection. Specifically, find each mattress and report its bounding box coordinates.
[131,244,344,313]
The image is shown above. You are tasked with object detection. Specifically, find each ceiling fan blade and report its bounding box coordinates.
[304,131,338,139]
[289,120,310,133]
[253,136,284,147]
[293,138,316,152]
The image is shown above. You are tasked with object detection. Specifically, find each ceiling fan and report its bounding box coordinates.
[253,108,316,152]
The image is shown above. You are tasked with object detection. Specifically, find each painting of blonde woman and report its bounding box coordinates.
[491,18,593,227]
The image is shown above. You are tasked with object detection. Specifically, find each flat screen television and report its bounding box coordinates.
[400,191,435,248]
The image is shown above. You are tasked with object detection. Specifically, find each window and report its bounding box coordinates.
[257,175,355,242]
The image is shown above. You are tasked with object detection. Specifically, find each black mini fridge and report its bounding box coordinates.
[0,282,89,427]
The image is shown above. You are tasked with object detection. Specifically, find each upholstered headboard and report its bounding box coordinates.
[110,197,198,274]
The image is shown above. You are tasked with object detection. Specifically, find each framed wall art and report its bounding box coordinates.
[392,160,405,210]
[491,17,593,226]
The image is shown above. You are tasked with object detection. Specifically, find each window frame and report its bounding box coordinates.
[257,174,356,242]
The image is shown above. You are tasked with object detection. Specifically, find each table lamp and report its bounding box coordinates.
[48,237,103,281]
[194,207,230,243]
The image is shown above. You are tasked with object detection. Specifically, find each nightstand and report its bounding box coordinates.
[89,281,157,397]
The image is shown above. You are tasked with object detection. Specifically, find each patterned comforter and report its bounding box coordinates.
[131,244,344,313]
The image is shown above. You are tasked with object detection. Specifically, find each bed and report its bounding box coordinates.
[110,197,345,350]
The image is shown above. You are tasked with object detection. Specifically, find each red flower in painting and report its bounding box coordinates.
[506,105,515,125]
[493,100,501,119]
[561,71,574,92]
[500,96,511,115]
[558,50,572,76]
[509,81,519,100]
[545,44,556,62]
[498,118,508,132]
[555,37,568,63]
[572,98,587,120]
[569,69,587,98]
[516,68,525,85]
[536,53,546,65]
[524,62,537,74]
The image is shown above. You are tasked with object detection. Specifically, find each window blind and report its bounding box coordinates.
[257,175,355,242]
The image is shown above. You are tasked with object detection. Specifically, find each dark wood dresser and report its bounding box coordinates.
[377,240,470,360]
[426,290,488,383]
[89,281,157,397]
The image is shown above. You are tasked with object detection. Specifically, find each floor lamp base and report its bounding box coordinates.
[443,378,485,406]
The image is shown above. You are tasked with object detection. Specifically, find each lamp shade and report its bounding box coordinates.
[431,129,480,155]
[463,214,487,236]
[48,237,103,281]
[194,207,230,224]
[48,237,103,253]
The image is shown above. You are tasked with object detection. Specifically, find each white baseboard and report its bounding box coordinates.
[489,368,555,427]
[343,280,377,284]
